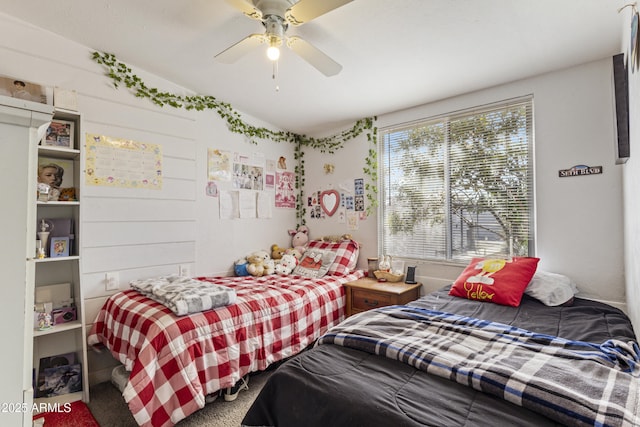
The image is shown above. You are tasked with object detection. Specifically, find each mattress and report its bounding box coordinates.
[242,286,638,427]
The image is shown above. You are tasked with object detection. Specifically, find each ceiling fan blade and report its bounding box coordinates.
[225,0,262,20]
[286,36,342,76]
[215,34,266,63]
[285,0,353,25]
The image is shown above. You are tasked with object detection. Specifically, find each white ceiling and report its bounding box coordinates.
[0,0,625,134]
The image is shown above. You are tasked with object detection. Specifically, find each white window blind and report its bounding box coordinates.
[380,96,534,263]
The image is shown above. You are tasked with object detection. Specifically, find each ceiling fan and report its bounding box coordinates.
[216,0,353,76]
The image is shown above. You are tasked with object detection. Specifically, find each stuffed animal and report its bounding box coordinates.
[263,258,275,275]
[275,253,298,275]
[58,187,76,202]
[288,225,309,254]
[246,250,272,277]
[271,244,285,260]
[284,247,303,260]
[234,258,250,276]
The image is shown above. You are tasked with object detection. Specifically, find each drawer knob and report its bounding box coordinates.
[364,299,379,307]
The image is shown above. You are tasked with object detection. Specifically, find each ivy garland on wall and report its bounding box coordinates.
[91,51,378,224]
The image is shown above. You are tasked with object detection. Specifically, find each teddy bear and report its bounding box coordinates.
[264,258,275,275]
[271,244,285,261]
[275,253,298,275]
[246,250,274,277]
[288,225,309,255]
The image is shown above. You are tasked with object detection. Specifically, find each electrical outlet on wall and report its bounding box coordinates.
[179,265,191,277]
[105,272,119,291]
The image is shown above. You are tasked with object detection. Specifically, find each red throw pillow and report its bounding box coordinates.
[449,257,540,307]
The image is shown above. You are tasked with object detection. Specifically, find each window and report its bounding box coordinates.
[379,96,534,263]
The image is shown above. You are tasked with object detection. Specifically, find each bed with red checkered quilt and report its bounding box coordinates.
[87,269,364,427]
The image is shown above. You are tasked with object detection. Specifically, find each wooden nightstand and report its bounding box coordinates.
[344,277,421,317]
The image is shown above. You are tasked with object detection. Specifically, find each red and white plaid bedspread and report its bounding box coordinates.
[87,271,364,427]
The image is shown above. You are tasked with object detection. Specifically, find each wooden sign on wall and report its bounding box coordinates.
[558,165,603,178]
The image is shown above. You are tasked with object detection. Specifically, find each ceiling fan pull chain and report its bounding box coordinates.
[273,60,280,92]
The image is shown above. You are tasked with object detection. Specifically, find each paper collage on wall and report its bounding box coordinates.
[308,178,368,230]
[85,134,162,189]
[209,148,283,219]
[275,171,296,208]
[208,149,232,182]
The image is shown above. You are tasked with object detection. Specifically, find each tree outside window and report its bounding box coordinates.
[380,97,534,263]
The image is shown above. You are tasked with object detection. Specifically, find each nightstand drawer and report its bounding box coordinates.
[343,278,422,317]
[352,289,392,311]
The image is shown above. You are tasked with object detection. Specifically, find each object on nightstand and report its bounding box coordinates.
[391,259,405,275]
[378,255,391,272]
[367,257,378,277]
[405,266,417,284]
[373,270,404,282]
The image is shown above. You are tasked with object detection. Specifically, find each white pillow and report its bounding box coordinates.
[524,270,579,306]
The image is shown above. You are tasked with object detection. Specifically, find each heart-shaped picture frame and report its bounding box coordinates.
[320,189,340,217]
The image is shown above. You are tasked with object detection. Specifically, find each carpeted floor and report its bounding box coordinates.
[87,370,271,426]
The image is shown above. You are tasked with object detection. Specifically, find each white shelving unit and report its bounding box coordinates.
[32,106,89,410]
[0,95,53,427]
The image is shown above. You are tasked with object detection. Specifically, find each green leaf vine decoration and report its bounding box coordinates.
[92,51,378,223]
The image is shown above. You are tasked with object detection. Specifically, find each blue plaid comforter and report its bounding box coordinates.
[318,305,640,426]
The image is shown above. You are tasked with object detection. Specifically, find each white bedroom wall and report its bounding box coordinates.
[299,132,378,268]
[307,58,626,307]
[191,107,298,277]
[620,8,640,336]
[0,12,297,384]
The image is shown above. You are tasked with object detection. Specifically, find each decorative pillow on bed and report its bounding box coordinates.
[525,270,579,306]
[449,257,540,307]
[306,239,359,276]
[293,249,338,279]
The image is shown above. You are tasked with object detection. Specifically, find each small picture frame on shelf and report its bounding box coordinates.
[36,352,78,398]
[50,237,70,258]
[42,119,74,149]
[42,363,82,396]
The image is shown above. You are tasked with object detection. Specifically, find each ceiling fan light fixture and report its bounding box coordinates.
[266,35,282,61]
[218,0,353,76]
[266,45,280,61]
